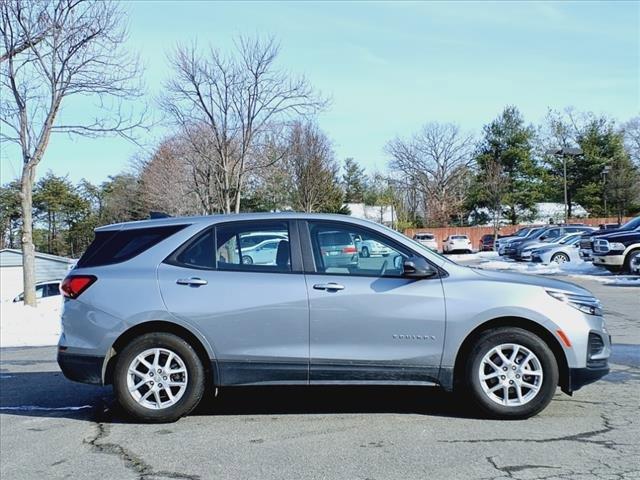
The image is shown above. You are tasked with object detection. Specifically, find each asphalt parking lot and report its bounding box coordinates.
[1,276,639,480]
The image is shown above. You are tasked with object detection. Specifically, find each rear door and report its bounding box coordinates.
[157,220,310,385]
[302,220,446,384]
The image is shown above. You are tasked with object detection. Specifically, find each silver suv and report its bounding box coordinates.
[57,213,611,422]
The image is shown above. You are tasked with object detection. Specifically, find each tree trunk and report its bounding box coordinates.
[20,165,37,307]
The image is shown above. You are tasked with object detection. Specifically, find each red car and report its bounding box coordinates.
[478,234,496,251]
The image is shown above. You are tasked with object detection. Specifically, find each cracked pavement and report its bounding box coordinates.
[1,276,638,480]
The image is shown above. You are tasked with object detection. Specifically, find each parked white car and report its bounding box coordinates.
[12,280,61,303]
[355,237,393,257]
[241,238,283,265]
[413,233,438,251]
[443,235,472,253]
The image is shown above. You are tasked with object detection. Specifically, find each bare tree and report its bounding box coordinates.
[622,116,640,167]
[162,36,325,215]
[137,137,202,217]
[284,121,342,213]
[386,123,474,226]
[1,0,144,306]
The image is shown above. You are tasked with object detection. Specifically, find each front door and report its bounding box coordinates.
[157,220,309,385]
[303,221,446,384]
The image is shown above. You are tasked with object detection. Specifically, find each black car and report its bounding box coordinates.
[591,228,640,273]
[579,217,640,262]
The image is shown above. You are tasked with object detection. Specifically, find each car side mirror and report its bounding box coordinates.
[403,257,437,279]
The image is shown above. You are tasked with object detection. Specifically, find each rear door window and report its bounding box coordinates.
[216,222,291,272]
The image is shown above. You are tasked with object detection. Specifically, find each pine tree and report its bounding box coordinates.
[342,158,367,204]
[473,106,541,225]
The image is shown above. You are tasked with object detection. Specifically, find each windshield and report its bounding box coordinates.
[528,228,546,239]
[620,216,640,231]
[515,228,530,237]
[559,234,581,245]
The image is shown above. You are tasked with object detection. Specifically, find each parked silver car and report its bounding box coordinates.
[519,233,582,263]
[530,234,583,265]
[58,213,610,422]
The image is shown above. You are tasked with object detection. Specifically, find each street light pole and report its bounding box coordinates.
[563,155,568,223]
[547,147,583,224]
[602,165,611,218]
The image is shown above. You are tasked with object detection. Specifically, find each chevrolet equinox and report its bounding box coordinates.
[57,213,611,422]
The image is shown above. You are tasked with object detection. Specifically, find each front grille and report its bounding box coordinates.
[580,237,593,250]
[593,239,610,254]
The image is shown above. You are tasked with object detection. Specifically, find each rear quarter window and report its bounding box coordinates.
[77,225,187,268]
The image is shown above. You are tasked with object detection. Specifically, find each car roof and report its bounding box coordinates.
[95,212,385,232]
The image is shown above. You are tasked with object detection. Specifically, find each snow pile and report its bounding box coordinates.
[475,257,614,278]
[0,297,61,348]
[448,251,499,262]
[601,277,640,287]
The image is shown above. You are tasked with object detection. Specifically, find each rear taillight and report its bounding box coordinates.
[342,246,357,253]
[60,275,97,299]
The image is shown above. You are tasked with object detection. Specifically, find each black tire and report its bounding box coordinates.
[623,249,640,275]
[464,327,558,419]
[361,247,370,258]
[113,332,205,423]
[242,255,253,265]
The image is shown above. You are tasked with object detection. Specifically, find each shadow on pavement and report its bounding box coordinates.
[0,370,476,422]
[3,344,635,424]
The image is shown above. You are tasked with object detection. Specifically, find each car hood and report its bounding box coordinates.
[469,267,591,295]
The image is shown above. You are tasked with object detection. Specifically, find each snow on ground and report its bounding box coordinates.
[0,297,61,348]
[601,277,640,287]
[450,251,640,285]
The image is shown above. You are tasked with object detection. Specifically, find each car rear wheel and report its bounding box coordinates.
[465,327,558,419]
[551,252,569,264]
[113,332,205,423]
[242,255,253,265]
[361,246,370,258]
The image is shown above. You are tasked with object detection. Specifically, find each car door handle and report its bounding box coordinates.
[176,277,208,286]
[313,283,345,291]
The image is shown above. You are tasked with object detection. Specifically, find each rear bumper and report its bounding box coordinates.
[566,365,610,393]
[57,348,104,385]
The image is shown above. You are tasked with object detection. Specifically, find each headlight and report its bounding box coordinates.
[547,290,603,316]
[608,242,626,251]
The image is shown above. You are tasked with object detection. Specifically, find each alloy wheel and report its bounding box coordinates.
[551,253,569,264]
[127,348,188,410]
[478,343,543,407]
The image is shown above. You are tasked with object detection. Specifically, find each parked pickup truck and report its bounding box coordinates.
[579,217,640,263]
[591,226,640,273]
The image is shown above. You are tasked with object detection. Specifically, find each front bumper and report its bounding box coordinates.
[593,254,625,267]
[57,348,105,385]
[567,366,610,393]
[579,248,593,261]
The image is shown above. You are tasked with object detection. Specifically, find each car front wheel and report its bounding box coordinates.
[465,327,558,419]
[624,249,640,274]
[113,332,205,423]
[551,252,569,264]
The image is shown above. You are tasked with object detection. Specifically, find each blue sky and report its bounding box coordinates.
[1,0,638,184]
